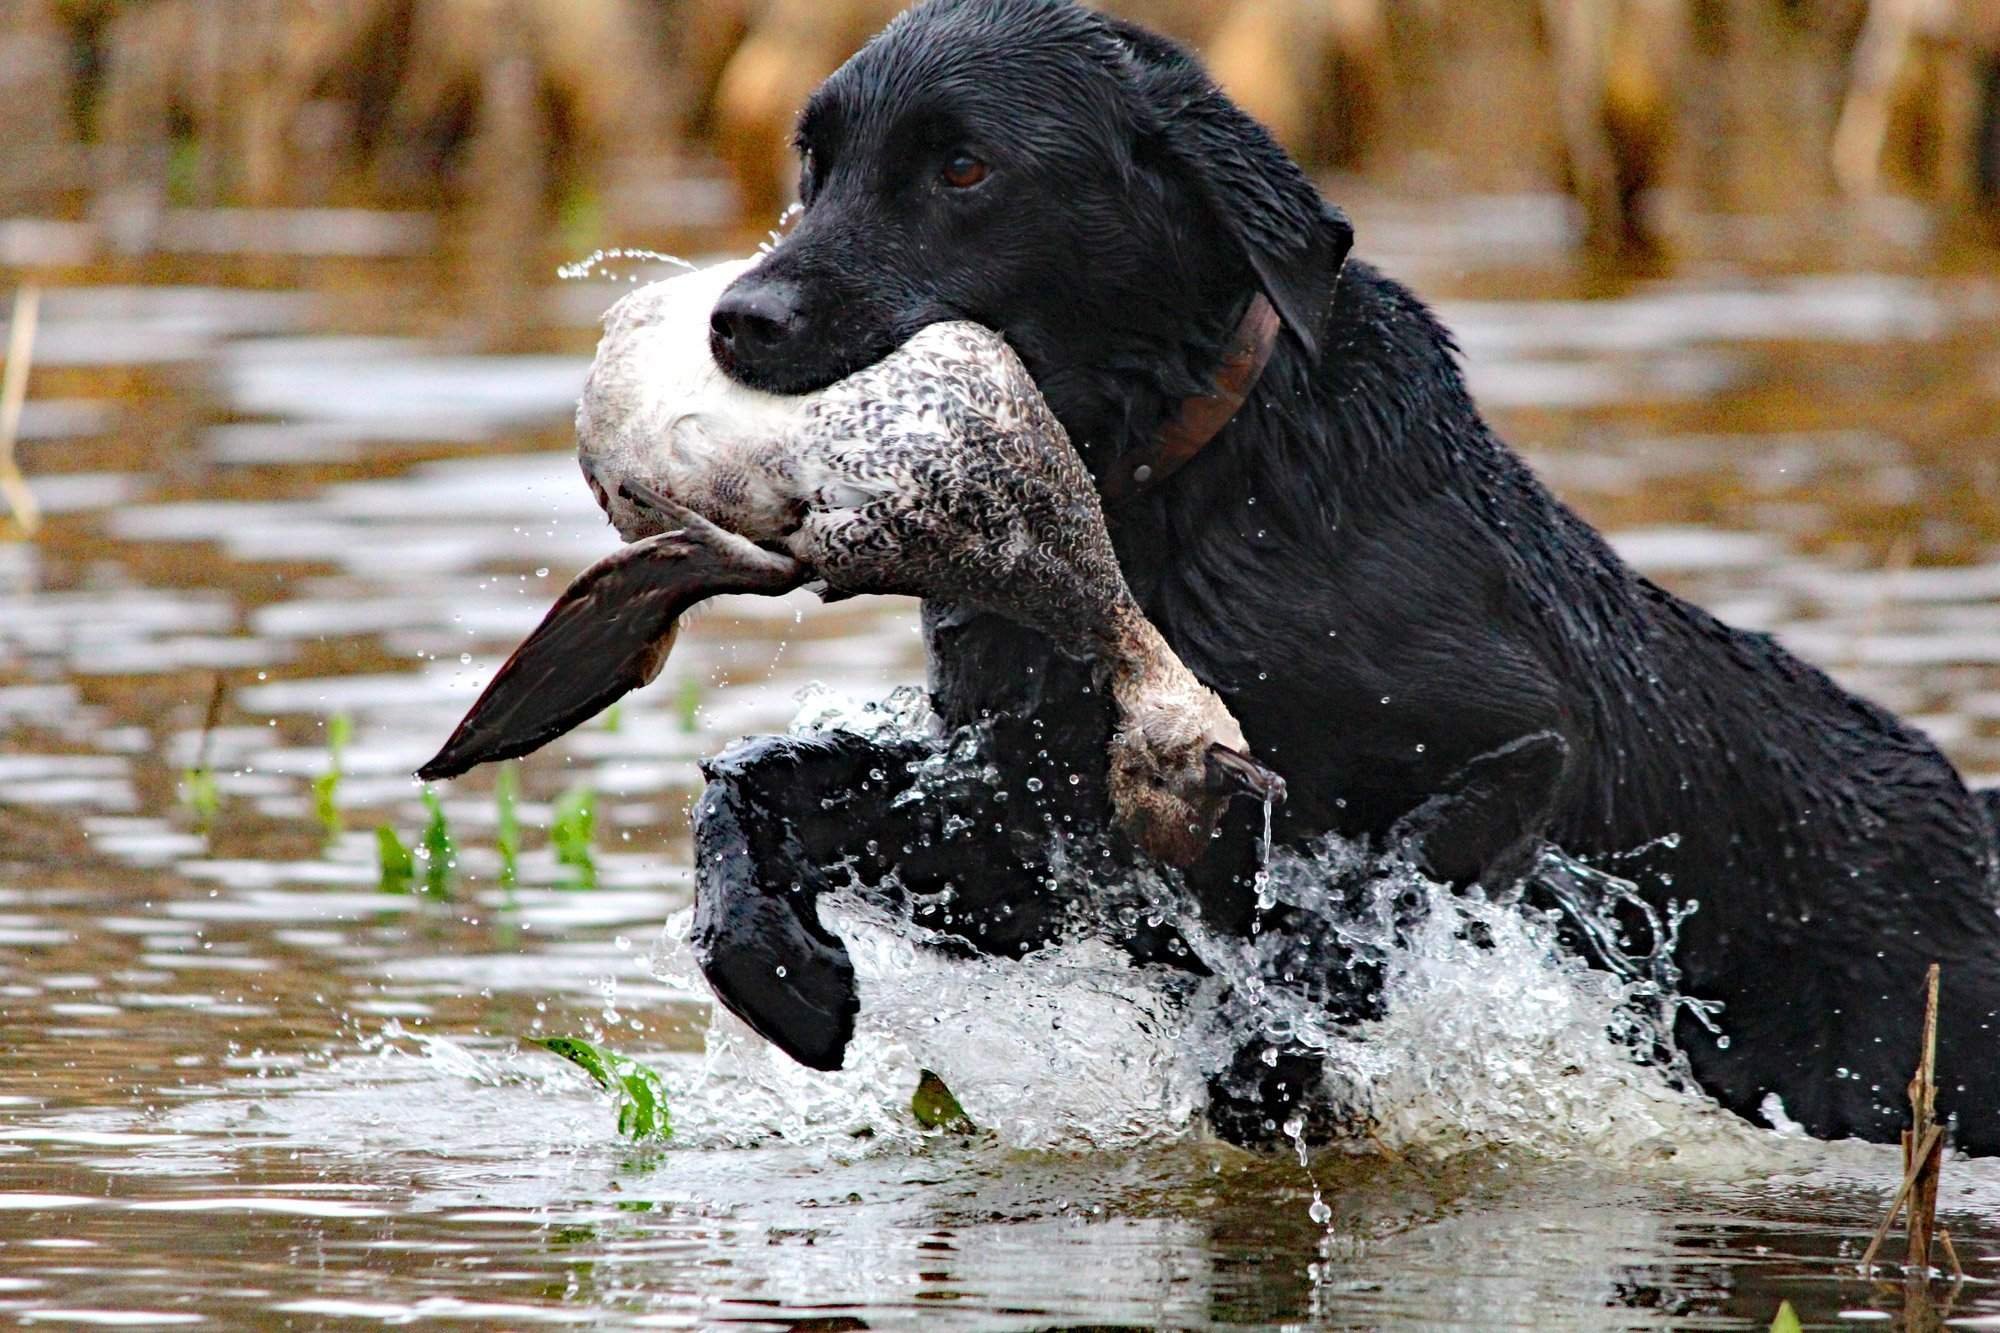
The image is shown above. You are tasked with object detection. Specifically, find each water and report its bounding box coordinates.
[2,182,1999,1327]
[555,249,699,284]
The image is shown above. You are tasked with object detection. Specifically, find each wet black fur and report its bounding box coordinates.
[697,0,2000,1150]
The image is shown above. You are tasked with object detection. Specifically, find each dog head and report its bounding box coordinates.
[708,0,1353,458]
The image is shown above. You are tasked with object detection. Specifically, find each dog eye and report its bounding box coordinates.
[940,152,990,190]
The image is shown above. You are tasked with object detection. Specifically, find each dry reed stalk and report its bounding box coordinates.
[197,673,227,774]
[1939,1227,1964,1281]
[1905,963,1943,1271]
[1850,532,1915,670]
[0,284,41,538]
[1860,963,1945,1275]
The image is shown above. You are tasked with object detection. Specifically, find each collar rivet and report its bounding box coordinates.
[1100,293,1280,506]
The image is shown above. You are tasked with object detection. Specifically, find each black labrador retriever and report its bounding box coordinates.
[690,0,2000,1150]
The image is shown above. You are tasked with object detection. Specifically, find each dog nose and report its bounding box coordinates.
[710,281,803,360]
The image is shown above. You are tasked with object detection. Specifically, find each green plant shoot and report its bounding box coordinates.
[675,676,702,734]
[912,1069,974,1133]
[420,786,454,897]
[495,762,521,889]
[1769,1300,1802,1333]
[182,674,226,836]
[551,784,597,888]
[376,824,414,893]
[180,768,220,832]
[556,183,604,257]
[534,1036,671,1141]
[311,712,352,844]
[166,136,200,206]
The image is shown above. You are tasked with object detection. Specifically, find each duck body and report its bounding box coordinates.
[579,261,1125,654]
[423,260,1280,865]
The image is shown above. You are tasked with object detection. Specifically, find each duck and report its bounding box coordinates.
[418,260,1283,866]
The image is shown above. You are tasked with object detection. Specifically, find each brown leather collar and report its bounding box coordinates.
[1099,293,1281,506]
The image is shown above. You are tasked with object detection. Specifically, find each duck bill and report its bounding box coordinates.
[1204,743,1287,806]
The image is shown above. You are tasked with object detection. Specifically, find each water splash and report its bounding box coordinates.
[1532,846,1720,1043]
[1252,791,1277,918]
[556,248,697,283]
[653,691,1773,1169]
[649,896,1201,1152]
[758,202,805,257]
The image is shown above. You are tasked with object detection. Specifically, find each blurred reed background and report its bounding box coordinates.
[0,0,1995,288]
[1,23,1999,1321]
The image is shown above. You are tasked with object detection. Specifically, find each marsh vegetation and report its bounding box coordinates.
[0,0,1998,1326]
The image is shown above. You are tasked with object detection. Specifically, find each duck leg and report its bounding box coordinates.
[418,488,806,781]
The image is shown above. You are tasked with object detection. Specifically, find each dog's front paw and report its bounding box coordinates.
[690,764,859,1071]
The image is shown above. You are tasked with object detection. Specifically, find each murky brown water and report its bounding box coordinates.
[3,181,2000,1330]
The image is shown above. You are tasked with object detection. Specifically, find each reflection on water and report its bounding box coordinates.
[1,183,1998,1328]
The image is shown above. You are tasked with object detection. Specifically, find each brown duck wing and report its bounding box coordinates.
[418,515,804,781]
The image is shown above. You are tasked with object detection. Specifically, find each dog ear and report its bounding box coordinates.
[1110,18,1354,361]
